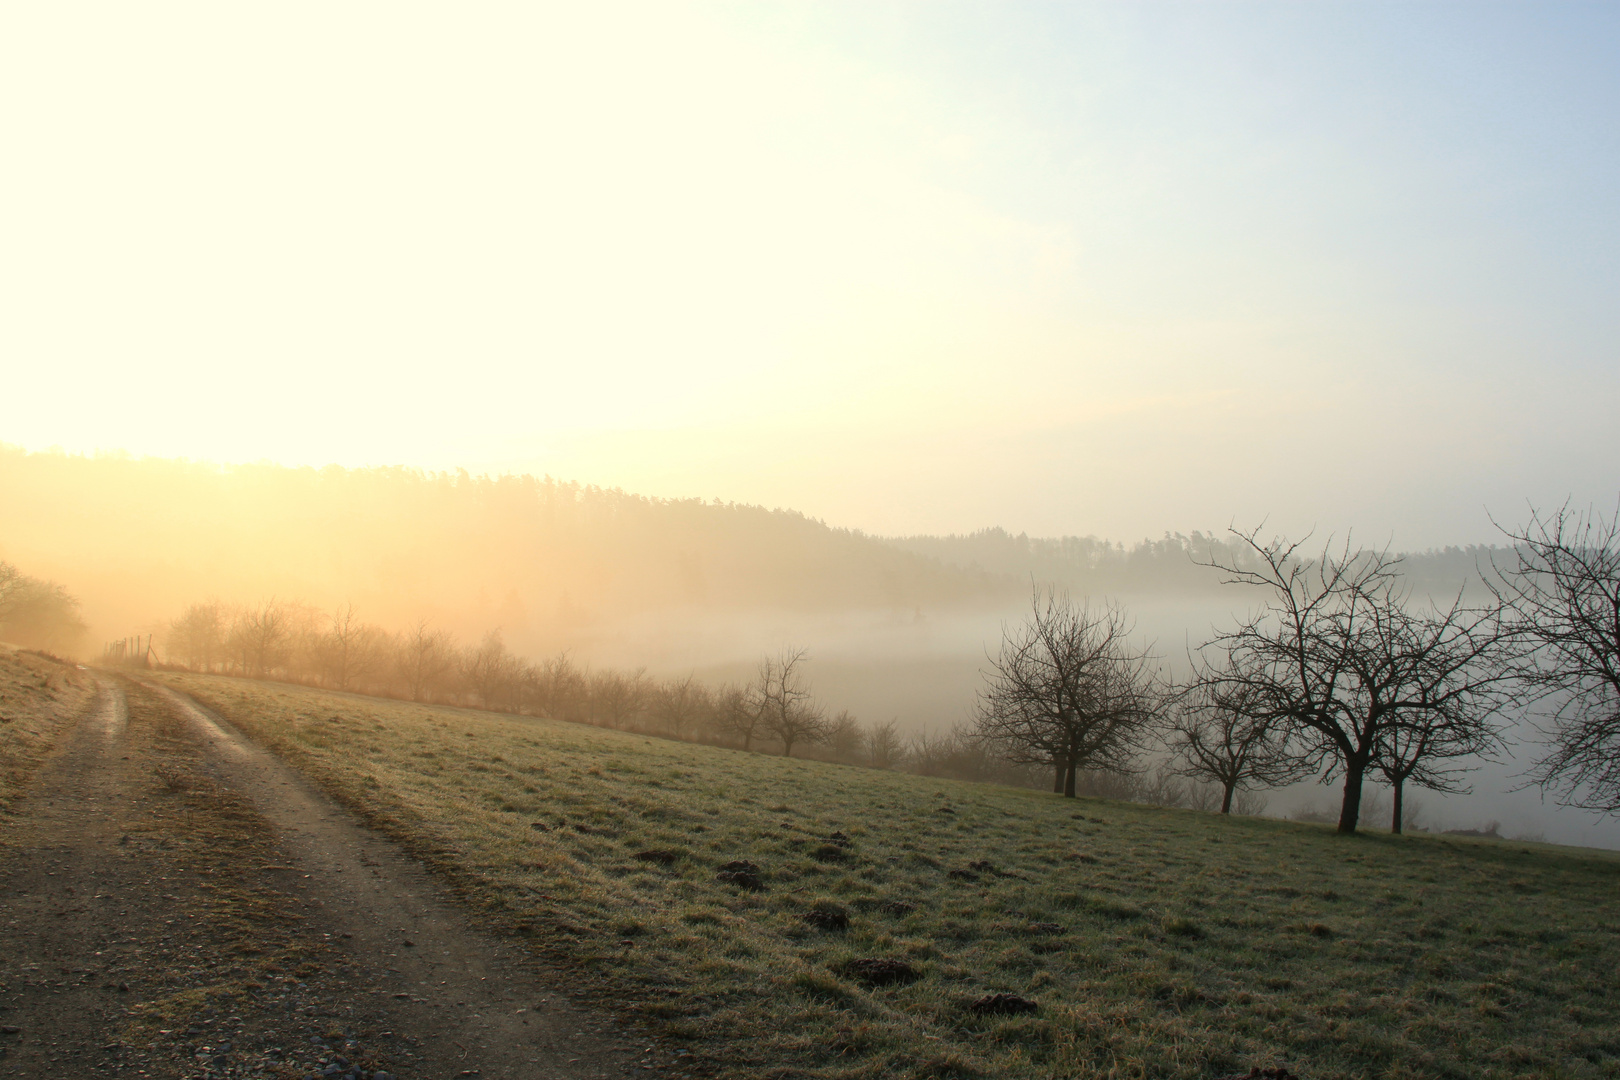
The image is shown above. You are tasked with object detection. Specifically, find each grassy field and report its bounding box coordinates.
[159,672,1620,1080]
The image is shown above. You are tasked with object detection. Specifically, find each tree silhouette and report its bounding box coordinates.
[1494,501,1620,813]
[1200,528,1509,834]
[974,588,1158,797]
[756,648,829,757]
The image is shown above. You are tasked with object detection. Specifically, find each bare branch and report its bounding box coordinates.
[1199,526,1509,834]
[974,587,1161,797]
[1492,499,1620,812]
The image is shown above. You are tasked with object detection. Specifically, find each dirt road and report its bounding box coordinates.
[0,673,650,1080]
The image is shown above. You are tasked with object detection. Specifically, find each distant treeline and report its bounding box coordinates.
[4,448,1516,662]
[0,448,1006,654]
[888,528,1509,598]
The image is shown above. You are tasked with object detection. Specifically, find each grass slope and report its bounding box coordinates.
[160,672,1620,1080]
[0,645,94,811]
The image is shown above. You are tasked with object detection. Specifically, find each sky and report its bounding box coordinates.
[4,1,1619,547]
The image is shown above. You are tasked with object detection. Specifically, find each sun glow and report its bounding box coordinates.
[3,3,1617,543]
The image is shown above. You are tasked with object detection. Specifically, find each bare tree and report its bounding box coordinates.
[396,619,455,702]
[1363,590,1515,833]
[514,659,543,715]
[1232,789,1270,816]
[908,726,1001,781]
[652,673,709,740]
[974,589,1159,798]
[712,682,766,750]
[1398,793,1423,832]
[318,602,381,691]
[527,652,586,720]
[866,719,905,769]
[1182,779,1222,813]
[461,630,516,709]
[756,647,829,757]
[166,600,226,672]
[1070,768,1139,801]
[1493,500,1620,813]
[1133,761,1190,808]
[826,709,864,764]
[231,600,291,679]
[1201,528,1510,834]
[1169,665,1308,814]
[591,667,649,729]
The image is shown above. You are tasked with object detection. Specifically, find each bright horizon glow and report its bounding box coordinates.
[4,2,1618,547]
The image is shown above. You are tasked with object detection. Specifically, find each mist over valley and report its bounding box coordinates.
[4,446,1611,849]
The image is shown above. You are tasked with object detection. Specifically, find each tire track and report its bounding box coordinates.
[2,675,647,1080]
[142,679,643,1080]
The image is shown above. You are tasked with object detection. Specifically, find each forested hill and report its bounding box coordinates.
[0,448,1002,644]
[1,447,1507,652]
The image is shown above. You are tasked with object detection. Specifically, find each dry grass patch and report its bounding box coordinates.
[162,672,1620,1080]
[0,645,94,810]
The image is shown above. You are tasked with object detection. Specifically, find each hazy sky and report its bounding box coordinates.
[5,2,1618,547]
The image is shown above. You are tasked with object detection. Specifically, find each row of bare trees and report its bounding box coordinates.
[158,596,1161,790]
[973,501,1620,835]
[159,600,928,766]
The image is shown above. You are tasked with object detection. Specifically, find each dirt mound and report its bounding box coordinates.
[969,993,1037,1015]
[716,860,765,890]
[836,958,920,986]
[633,848,684,865]
[803,903,849,931]
[814,843,852,863]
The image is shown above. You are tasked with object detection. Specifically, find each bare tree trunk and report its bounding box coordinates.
[1053,760,1064,794]
[1391,779,1404,835]
[1337,756,1367,834]
[1063,757,1077,798]
[1221,782,1235,815]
